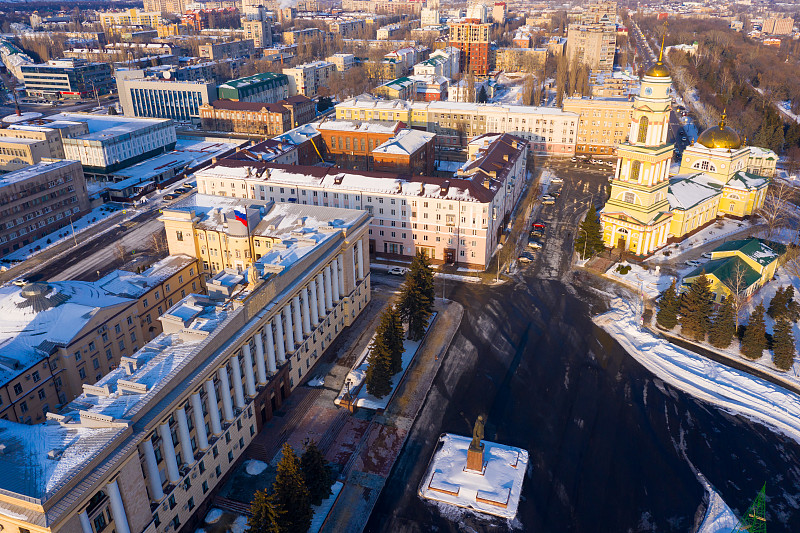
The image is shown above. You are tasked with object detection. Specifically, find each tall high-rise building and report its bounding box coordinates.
[566,20,616,72]
[448,20,492,75]
[143,0,187,14]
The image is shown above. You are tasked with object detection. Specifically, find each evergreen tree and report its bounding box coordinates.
[575,205,605,259]
[768,286,800,321]
[741,303,767,360]
[773,316,797,371]
[767,286,787,319]
[398,251,435,340]
[709,298,736,349]
[679,273,714,341]
[386,305,405,375]
[272,444,312,533]
[477,85,488,103]
[248,490,282,533]
[365,321,393,398]
[656,280,680,330]
[300,441,333,506]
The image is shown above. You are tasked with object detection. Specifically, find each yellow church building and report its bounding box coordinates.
[599,51,774,256]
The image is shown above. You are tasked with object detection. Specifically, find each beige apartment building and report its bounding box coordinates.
[98,8,163,29]
[563,97,634,155]
[566,21,617,72]
[283,61,335,97]
[193,133,528,269]
[0,122,89,159]
[0,136,51,171]
[0,255,202,424]
[0,160,90,257]
[335,94,578,156]
[0,199,370,533]
[243,19,272,48]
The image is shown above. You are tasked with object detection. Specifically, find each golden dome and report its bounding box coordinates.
[697,116,742,150]
[644,61,670,78]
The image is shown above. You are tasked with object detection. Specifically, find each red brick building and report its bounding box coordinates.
[448,19,492,75]
[316,120,403,169]
[199,99,292,135]
[371,129,436,175]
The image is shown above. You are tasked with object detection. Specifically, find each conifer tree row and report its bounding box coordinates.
[398,251,435,341]
[575,205,605,260]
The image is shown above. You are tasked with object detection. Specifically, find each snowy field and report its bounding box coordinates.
[418,433,528,520]
[645,219,755,265]
[334,314,435,410]
[595,297,800,446]
[1,205,124,264]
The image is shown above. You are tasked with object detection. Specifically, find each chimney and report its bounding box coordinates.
[440,180,450,195]
[503,154,509,161]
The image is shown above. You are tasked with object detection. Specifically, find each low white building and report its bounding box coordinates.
[31,113,176,176]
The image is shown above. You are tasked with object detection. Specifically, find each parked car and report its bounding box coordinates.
[163,194,177,200]
[532,220,546,230]
[528,238,543,250]
[701,252,713,259]
[387,267,408,275]
[518,252,535,263]
[531,229,544,238]
[684,259,702,267]
[541,195,555,205]
[551,176,563,184]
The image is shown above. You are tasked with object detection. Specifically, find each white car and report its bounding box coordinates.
[551,176,563,184]
[541,195,555,205]
[684,259,702,267]
[387,267,408,275]
[701,252,713,259]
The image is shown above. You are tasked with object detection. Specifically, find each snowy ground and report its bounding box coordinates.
[334,314,435,410]
[595,297,800,446]
[740,264,800,358]
[696,474,739,533]
[490,84,523,105]
[418,433,528,520]
[244,459,267,476]
[309,481,343,533]
[607,261,678,298]
[645,219,755,265]
[1,205,124,264]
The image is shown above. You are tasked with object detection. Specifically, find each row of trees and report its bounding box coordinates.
[365,252,435,398]
[575,205,606,259]
[657,275,797,370]
[248,441,333,533]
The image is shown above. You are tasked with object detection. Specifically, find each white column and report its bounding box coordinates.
[283,305,295,352]
[158,423,180,484]
[265,323,277,373]
[79,511,93,533]
[241,344,257,397]
[337,254,345,295]
[175,407,193,465]
[218,366,234,422]
[230,354,246,409]
[301,288,312,335]
[141,439,164,501]
[106,479,131,533]
[309,279,320,326]
[324,266,333,309]
[275,315,286,363]
[316,273,326,317]
[254,334,267,384]
[356,240,364,280]
[292,296,303,342]
[331,259,341,302]
[204,380,222,435]
[190,393,209,450]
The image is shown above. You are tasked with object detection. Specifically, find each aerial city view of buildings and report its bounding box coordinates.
[0,0,799,532]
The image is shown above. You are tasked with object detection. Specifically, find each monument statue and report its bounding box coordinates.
[470,415,485,451]
[246,263,259,289]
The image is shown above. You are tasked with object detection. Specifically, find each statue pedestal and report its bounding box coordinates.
[466,444,484,473]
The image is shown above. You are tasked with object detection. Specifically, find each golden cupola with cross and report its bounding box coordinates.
[599,43,674,256]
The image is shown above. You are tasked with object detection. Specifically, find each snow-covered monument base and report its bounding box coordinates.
[418,433,528,519]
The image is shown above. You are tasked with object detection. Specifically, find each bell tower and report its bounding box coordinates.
[599,38,674,256]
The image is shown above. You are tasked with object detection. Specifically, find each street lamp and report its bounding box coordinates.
[87,79,101,110]
[68,214,78,247]
[495,243,503,283]
[579,227,589,260]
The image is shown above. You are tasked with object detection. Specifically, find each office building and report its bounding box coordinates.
[0,137,51,171]
[217,72,289,103]
[198,40,255,60]
[0,255,202,421]
[283,61,335,98]
[116,71,217,123]
[0,199,369,533]
[566,20,616,72]
[0,160,90,257]
[563,97,634,155]
[21,59,114,99]
[199,100,292,136]
[335,94,578,155]
[195,132,527,268]
[243,19,273,48]
[0,122,89,160]
[34,113,177,175]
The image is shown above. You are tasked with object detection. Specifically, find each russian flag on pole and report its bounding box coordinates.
[233,209,248,227]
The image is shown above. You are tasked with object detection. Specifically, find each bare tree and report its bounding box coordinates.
[727,261,750,329]
[150,230,167,255]
[757,180,796,240]
[114,242,127,263]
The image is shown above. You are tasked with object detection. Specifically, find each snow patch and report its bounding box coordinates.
[244,459,267,476]
[309,481,343,533]
[205,509,224,524]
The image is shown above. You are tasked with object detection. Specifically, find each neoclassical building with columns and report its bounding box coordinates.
[600,56,772,256]
[0,196,370,533]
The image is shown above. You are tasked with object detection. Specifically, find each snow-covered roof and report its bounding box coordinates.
[668,173,722,210]
[712,238,785,267]
[372,129,435,155]
[316,120,400,134]
[272,123,320,145]
[0,160,80,190]
[109,139,242,183]
[748,146,776,159]
[96,255,196,298]
[724,170,769,191]
[42,113,173,142]
[337,93,413,111]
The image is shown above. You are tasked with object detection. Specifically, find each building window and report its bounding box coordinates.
[168,495,176,510]
[202,481,209,494]
[637,116,648,143]
[79,368,86,379]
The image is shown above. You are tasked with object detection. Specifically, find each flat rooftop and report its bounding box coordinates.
[44,113,173,142]
[0,160,80,190]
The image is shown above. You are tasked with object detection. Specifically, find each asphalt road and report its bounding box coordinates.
[366,164,800,532]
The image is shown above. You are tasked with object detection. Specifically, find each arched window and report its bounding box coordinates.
[637,116,649,143]
[630,160,641,181]
[693,160,716,172]
[623,191,636,204]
